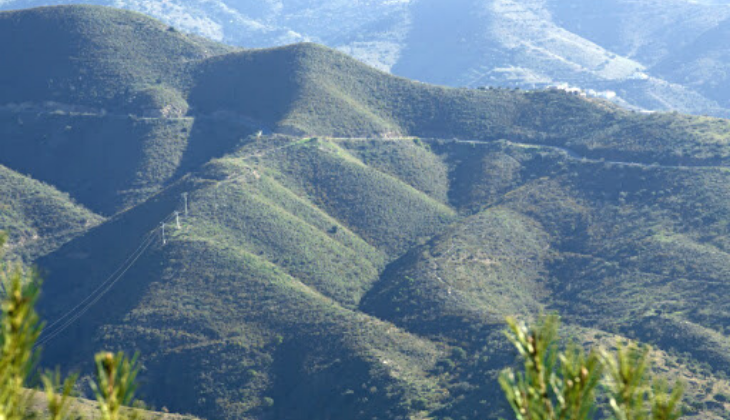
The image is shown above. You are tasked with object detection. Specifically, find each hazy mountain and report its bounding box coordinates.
[2,0,730,117]
[4,5,730,420]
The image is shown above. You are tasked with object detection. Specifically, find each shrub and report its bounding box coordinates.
[92,352,141,420]
[499,314,684,420]
[0,230,142,420]
[0,261,42,420]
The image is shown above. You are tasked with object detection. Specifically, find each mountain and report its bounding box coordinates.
[2,0,730,117]
[0,164,102,260]
[0,5,239,215]
[653,16,730,109]
[3,5,730,420]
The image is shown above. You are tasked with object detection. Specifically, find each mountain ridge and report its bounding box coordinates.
[3,0,730,117]
[2,5,730,420]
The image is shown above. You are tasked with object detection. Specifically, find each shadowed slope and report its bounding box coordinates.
[0,5,232,109]
[4,6,730,420]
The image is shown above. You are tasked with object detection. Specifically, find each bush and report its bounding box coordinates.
[0,230,142,420]
[499,314,684,420]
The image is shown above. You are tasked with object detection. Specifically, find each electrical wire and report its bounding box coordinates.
[37,232,158,347]
[37,212,177,346]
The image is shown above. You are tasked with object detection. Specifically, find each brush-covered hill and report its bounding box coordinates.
[4,0,730,117]
[0,164,102,260]
[654,17,730,111]
[0,5,232,109]
[3,5,730,420]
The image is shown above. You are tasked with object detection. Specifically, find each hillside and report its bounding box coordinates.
[37,136,730,420]
[0,5,232,109]
[654,17,730,110]
[2,0,730,117]
[0,164,102,260]
[28,390,201,420]
[0,6,246,215]
[2,5,730,420]
[192,42,730,166]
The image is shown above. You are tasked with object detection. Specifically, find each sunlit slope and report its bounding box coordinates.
[4,6,730,219]
[0,164,102,260]
[36,136,730,419]
[36,138,460,420]
[361,138,730,344]
[360,139,730,418]
[5,0,730,117]
[3,6,730,420]
[192,44,730,166]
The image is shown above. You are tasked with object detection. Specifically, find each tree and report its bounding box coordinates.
[0,248,42,420]
[0,231,142,420]
[92,351,140,420]
[499,314,683,420]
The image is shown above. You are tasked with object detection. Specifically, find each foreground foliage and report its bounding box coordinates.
[500,315,683,420]
[3,6,730,420]
[0,231,142,420]
[0,232,40,420]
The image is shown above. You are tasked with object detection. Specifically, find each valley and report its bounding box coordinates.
[2,5,730,420]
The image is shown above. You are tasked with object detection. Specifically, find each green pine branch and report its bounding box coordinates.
[500,314,684,420]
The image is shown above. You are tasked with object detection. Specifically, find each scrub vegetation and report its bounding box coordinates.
[1,5,730,420]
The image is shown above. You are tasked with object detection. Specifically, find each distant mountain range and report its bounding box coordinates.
[4,5,730,420]
[2,0,730,117]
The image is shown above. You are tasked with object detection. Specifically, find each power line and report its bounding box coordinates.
[37,231,158,347]
[38,212,177,346]
[41,227,159,335]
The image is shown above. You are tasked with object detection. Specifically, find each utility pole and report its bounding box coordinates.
[175,211,181,229]
[182,193,188,218]
[161,222,167,245]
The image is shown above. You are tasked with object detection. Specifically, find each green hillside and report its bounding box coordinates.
[2,5,730,420]
[36,137,730,420]
[361,139,730,418]
[0,5,241,215]
[36,139,451,420]
[0,164,102,260]
[5,5,730,212]
[0,5,232,109]
[0,110,255,215]
[191,44,730,167]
